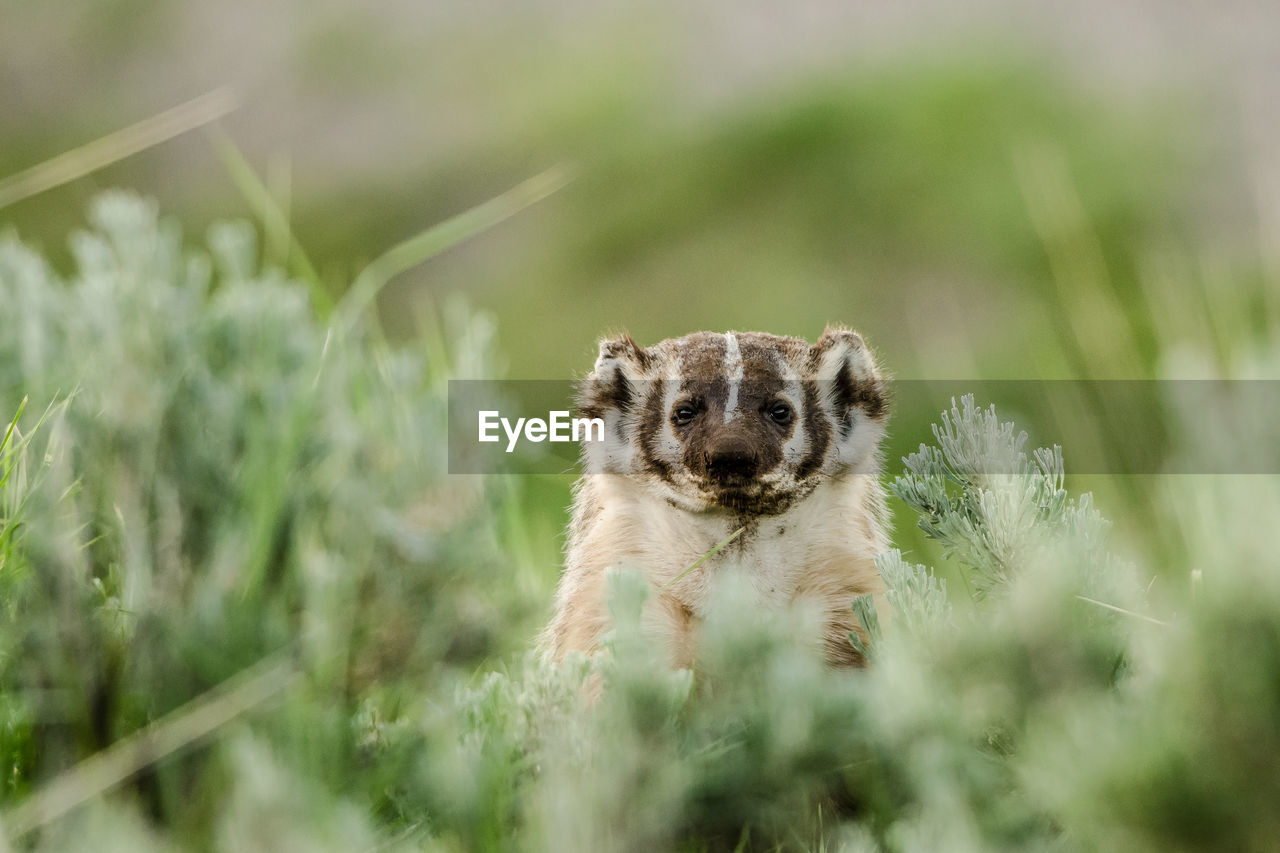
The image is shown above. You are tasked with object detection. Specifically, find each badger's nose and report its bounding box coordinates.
[704,442,759,482]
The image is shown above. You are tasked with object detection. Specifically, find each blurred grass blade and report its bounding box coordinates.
[336,164,574,332]
[2,655,296,838]
[264,149,294,272]
[661,526,746,593]
[1,395,64,497]
[206,127,331,314]
[0,396,26,459]
[0,88,238,210]
[1012,138,1146,378]
[0,396,29,498]
[1075,594,1170,626]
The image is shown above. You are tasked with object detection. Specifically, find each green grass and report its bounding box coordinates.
[0,192,521,845]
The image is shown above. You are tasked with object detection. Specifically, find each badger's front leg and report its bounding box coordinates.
[540,555,698,670]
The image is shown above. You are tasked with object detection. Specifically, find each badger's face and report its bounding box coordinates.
[578,329,888,516]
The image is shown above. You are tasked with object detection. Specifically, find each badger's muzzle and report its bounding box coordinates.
[702,437,761,487]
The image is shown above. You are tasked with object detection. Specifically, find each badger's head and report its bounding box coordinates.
[577,329,888,515]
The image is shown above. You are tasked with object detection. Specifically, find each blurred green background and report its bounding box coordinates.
[3,0,1278,621]
[5,3,1280,849]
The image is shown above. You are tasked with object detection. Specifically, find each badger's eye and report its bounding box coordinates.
[766,401,793,425]
[672,404,698,426]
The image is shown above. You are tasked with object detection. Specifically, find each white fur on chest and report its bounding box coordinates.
[586,474,879,615]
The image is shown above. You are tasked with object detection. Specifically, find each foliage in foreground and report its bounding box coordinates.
[1,196,1278,851]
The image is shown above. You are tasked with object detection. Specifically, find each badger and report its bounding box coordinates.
[540,328,890,669]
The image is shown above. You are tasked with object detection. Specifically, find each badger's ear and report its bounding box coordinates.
[578,333,651,418]
[808,327,887,431]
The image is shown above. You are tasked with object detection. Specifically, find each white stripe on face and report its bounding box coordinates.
[723,332,743,422]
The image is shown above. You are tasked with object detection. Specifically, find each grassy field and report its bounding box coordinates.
[2,42,1279,852]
